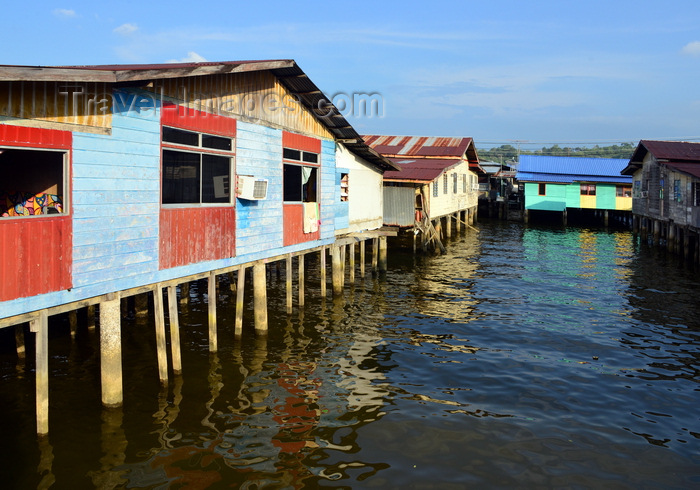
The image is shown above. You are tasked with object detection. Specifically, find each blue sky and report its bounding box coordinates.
[3,1,700,149]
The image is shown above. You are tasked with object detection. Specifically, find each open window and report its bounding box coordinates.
[283,146,319,203]
[538,183,546,196]
[0,148,67,217]
[161,126,234,205]
[580,183,596,196]
[616,185,632,198]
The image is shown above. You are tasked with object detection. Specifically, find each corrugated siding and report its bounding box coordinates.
[0,81,111,130]
[71,89,161,293]
[383,186,416,227]
[0,216,72,302]
[160,207,236,269]
[155,72,332,140]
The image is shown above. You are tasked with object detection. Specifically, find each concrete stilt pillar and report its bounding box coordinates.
[208,272,217,353]
[253,263,268,335]
[378,236,388,272]
[167,286,182,375]
[100,295,123,407]
[30,310,49,435]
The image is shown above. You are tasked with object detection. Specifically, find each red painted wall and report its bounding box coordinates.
[159,207,236,269]
[161,103,237,136]
[283,131,321,153]
[0,125,73,302]
[283,204,320,246]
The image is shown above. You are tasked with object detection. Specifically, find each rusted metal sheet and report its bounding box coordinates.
[383,186,416,227]
[0,216,72,302]
[283,204,319,246]
[383,157,461,182]
[159,207,236,270]
[363,135,472,158]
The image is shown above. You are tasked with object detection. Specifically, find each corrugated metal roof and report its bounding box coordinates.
[383,157,462,182]
[663,161,700,179]
[0,60,400,173]
[637,140,700,161]
[517,155,631,184]
[517,172,631,184]
[363,134,472,158]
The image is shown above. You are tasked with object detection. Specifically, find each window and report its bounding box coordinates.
[693,183,700,206]
[283,147,319,203]
[340,173,349,202]
[673,180,681,202]
[538,183,546,196]
[443,174,448,194]
[452,173,458,194]
[433,180,438,197]
[0,148,67,217]
[463,174,467,193]
[161,126,234,205]
[633,180,641,197]
[580,184,596,196]
[616,185,632,198]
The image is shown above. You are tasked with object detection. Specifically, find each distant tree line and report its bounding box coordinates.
[479,142,636,163]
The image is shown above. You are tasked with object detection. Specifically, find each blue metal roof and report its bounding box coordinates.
[517,155,631,183]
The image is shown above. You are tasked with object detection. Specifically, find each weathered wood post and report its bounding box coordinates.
[153,285,168,385]
[372,238,379,274]
[340,244,347,289]
[14,324,25,359]
[524,209,529,224]
[562,209,568,227]
[456,211,462,233]
[100,294,123,407]
[179,281,190,304]
[253,262,268,335]
[445,214,452,238]
[653,220,661,247]
[332,245,343,297]
[69,309,78,339]
[298,254,305,307]
[604,210,609,227]
[30,310,49,435]
[235,267,246,337]
[349,242,356,284]
[135,293,149,318]
[208,272,218,353]
[360,240,366,276]
[87,304,96,331]
[320,247,327,297]
[378,236,388,272]
[668,224,677,254]
[167,285,182,375]
[286,254,293,315]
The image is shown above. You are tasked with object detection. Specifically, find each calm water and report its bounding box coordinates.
[1,220,699,489]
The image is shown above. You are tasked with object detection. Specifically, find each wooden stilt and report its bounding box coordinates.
[30,310,49,435]
[360,240,366,276]
[87,304,96,331]
[152,285,168,385]
[69,309,78,339]
[349,242,356,284]
[135,293,149,317]
[179,281,190,304]
[456,212,462,233]
[15,324,25,359]
[167,286,182,375]
[340,245,346,289]
[100,294,123,407]
[379,236,388,272]
[332,245,343,297]
[298,254,305,307]
[446,214,452,238]
[253,263,268,335]
[286,254,293,315]
[235,267,246,337]
[208,272,218,353]
[229,272,237,292]
[320,247,327,297]
[372,238,379,274]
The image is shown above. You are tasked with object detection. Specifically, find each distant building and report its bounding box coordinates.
[517,155,632,225]
[621,140,700,257]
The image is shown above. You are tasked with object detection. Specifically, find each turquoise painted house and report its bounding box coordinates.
[517,156,632,221]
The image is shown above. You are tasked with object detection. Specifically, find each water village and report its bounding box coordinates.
[2,59,700,436]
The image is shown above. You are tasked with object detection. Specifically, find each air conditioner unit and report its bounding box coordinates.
[640,190,648,198]
[236,175,268,200]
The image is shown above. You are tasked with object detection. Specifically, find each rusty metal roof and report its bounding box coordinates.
[0,60,399,172]
[383,157,463,182]
[364,134,484,181]
[623,140,700,175]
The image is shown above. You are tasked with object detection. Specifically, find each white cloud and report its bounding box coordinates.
[681,41,700,56]
[114,23,138,36]
[166,51,208,63]
[53,9,76,18]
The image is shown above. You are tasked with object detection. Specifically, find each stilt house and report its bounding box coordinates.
[362,135,483,244]
[517,155,632,224]
[621,140,700,253]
